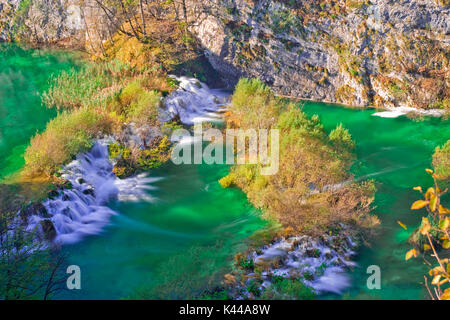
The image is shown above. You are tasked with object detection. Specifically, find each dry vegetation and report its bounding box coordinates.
[433,140,450,186]
[220,78,379,235]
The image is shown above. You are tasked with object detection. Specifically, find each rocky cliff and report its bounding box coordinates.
[192,0,449,110]
[1,0,448,110]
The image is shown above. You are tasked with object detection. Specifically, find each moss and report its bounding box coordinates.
[109,136,171,179]
[137,136,171,170]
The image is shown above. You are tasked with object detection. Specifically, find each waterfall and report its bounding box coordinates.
[26,140,160,245]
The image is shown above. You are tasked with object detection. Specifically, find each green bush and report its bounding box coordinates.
[42,61,128,110]
[329,123,355,156]
[122,82,161,126]
[104,80,162,126]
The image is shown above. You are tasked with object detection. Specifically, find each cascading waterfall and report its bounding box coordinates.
[27,140,160,244]
[372,106,444,118]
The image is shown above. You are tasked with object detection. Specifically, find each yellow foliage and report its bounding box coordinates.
[404,170,450,300]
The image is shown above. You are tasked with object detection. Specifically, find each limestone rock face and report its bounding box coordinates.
[0,0,113,52]
[191,0,449,109]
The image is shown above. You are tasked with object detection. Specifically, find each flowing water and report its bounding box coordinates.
[300,102,449,300]
[0,44,77,179]
[1,45,449,299]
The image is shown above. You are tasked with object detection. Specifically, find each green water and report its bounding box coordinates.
[0,45,77,179]
[1,45,449,300]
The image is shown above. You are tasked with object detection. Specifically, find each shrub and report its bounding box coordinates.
[104,80,162,126]
[122,82,161,126]
[404,169,450,300]
[228,78,283,130]
[24,108,115,176]
[42,61,128,110]
[329,123,356,156]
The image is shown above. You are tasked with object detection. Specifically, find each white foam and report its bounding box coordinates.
[372,106,445,118]
[245,232,358,295]
[372,110,407,118]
